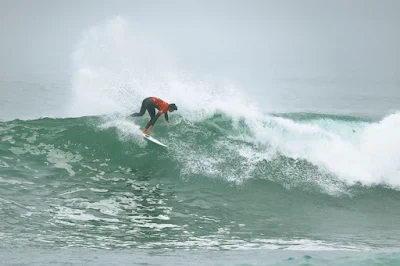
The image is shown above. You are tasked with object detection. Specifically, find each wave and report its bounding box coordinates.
[2,110,400,196]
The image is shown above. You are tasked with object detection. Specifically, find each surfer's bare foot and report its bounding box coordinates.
[143,129,149,135]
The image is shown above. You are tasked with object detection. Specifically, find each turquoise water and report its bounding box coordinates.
[1,113,400,265]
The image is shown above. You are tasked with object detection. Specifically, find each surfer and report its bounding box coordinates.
[131,97,178,135]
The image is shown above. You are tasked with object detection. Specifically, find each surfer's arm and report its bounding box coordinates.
[164,112,169,123]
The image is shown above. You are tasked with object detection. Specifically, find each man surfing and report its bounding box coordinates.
[131,97,178,135]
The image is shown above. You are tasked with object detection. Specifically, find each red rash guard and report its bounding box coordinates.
[151,97,169,115]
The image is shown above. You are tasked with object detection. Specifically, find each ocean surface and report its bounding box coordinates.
[1,109,400,265]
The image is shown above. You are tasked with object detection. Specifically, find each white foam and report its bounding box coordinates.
[54,206,119,223]
[0,159,10,168]
[0,177,34,185]
[89,188,108,193]
[1,135,15,144]
[59,188,87,196]
[46,148,83,177]
[246,112,400,189]
[83,197,130,216]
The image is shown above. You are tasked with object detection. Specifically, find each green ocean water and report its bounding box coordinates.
[1,113,400,265]
[2,2,400,264]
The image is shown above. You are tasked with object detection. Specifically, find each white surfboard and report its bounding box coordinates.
[142,133,168,147]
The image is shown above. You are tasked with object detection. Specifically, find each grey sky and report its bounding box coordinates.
[1,0,399,79]
[0,0,399,119]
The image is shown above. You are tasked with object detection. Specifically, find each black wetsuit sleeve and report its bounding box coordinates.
[145,112,162,129]
[164,112,169,122]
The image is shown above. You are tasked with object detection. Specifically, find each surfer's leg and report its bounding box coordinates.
[147,106,156,120]
[144,107,157,131]
[141,105,156,133]
[132,98,150,117]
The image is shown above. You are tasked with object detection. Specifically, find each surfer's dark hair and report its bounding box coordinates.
[169,103,178,111]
